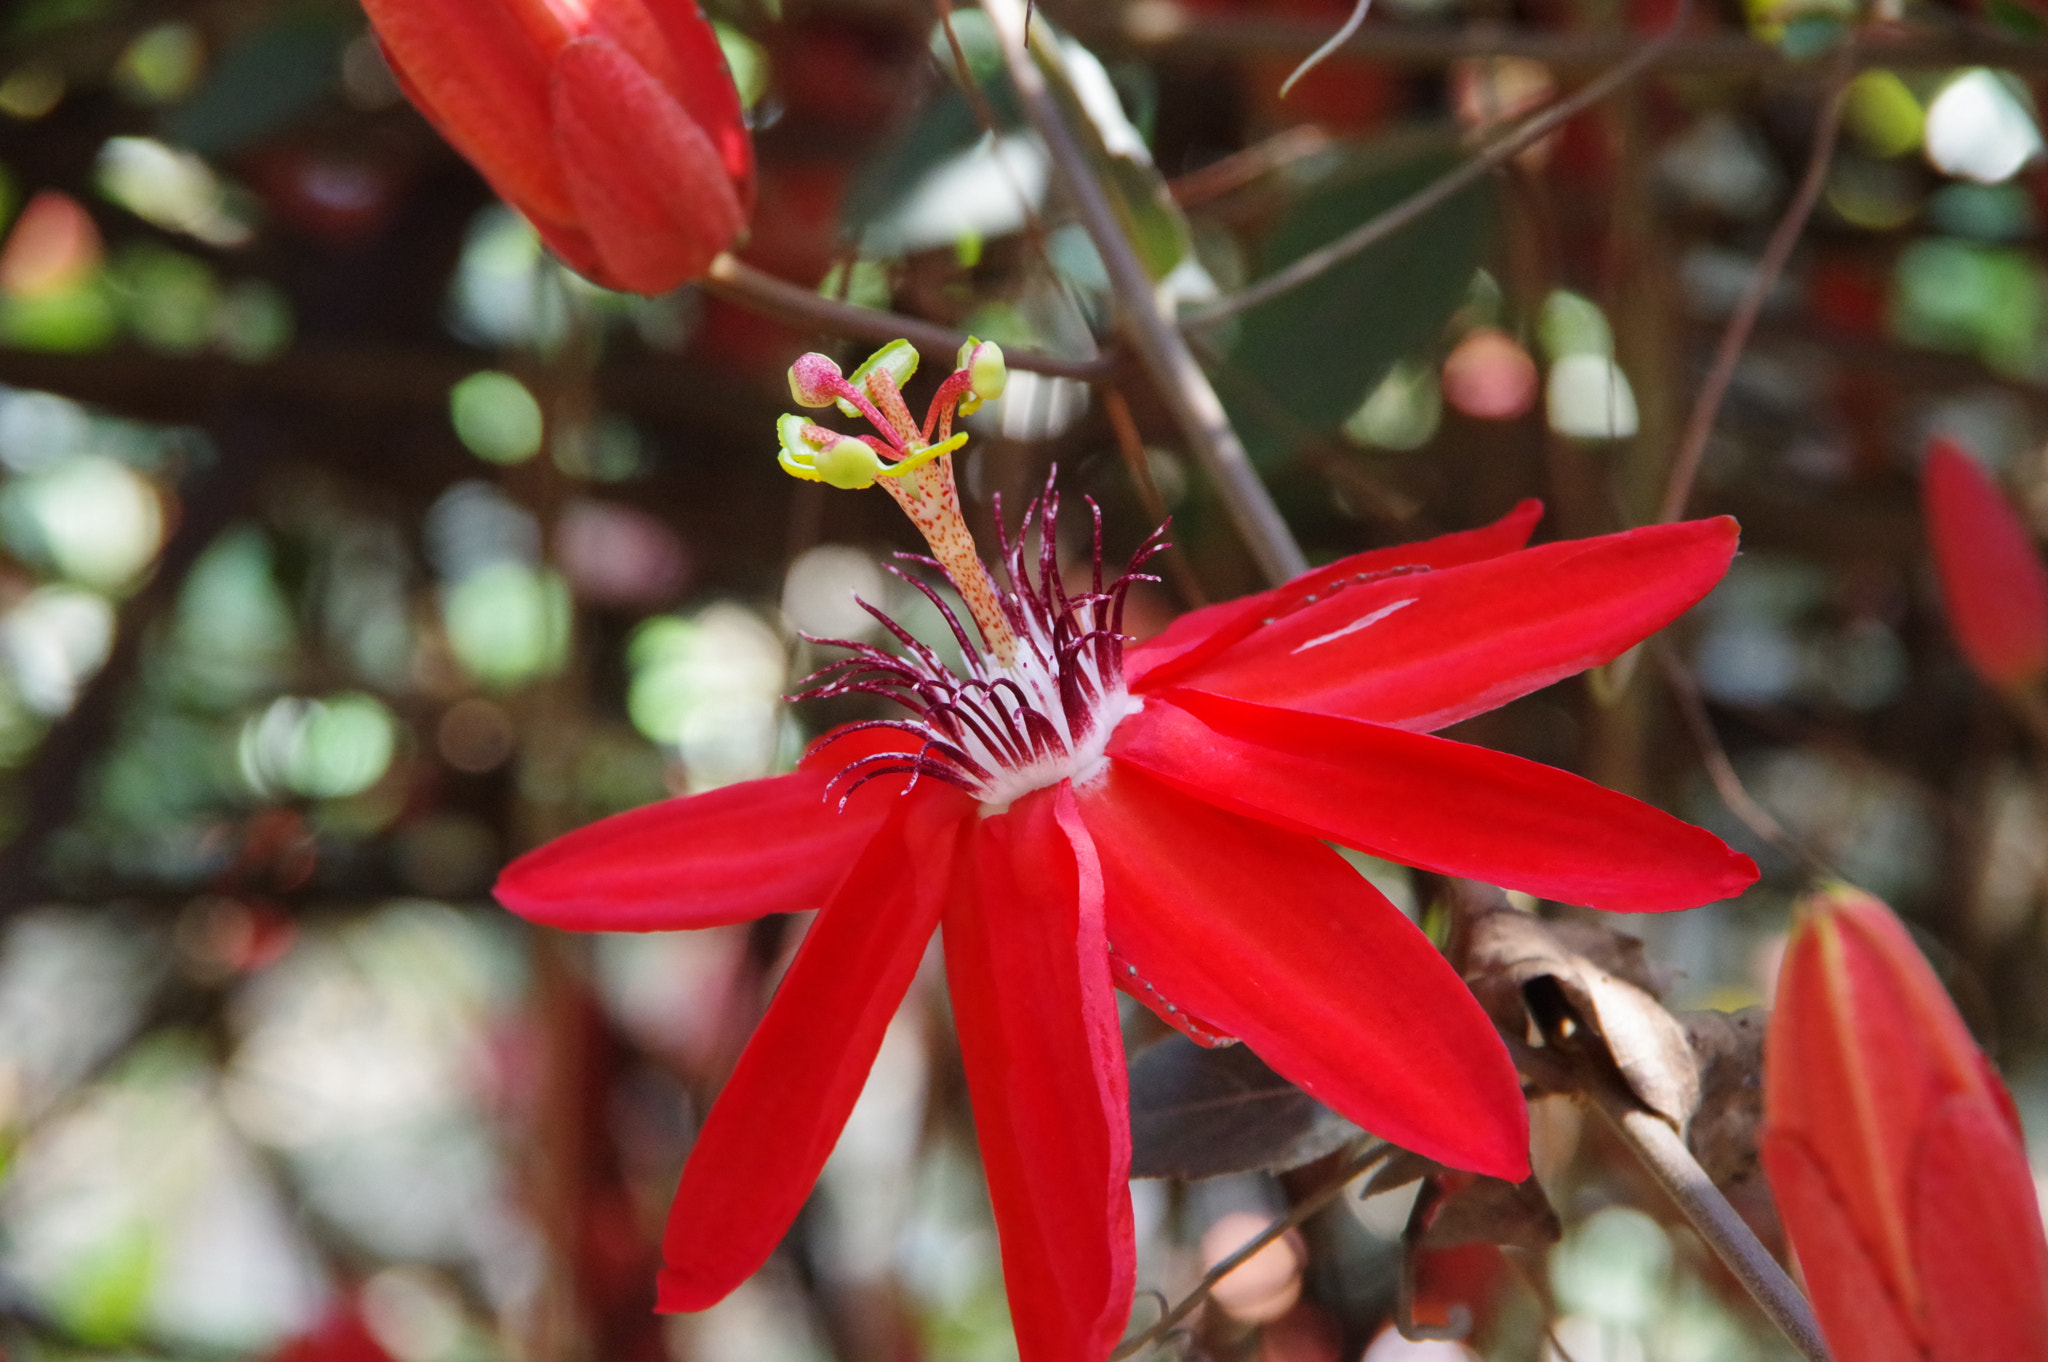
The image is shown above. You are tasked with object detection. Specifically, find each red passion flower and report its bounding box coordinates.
[361,0,755,294]
[496,340,1758,1362]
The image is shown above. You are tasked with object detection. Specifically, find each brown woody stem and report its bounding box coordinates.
[1575,1058,1832,1362]
[701,254,1111,381]
[979,0,1309,585]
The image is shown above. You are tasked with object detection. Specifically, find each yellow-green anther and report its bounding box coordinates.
[777,413,890,489]
[875,431,970,479]
[777,412,816,459]
[952,336,1007,415]
[839,339,920,419]
[814,436,888,489]
[967,339,1007,401]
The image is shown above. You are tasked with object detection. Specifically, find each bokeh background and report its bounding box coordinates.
[0,0,2043,1359]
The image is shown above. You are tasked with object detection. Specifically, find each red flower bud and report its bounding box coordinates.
[363,0,754,294]
[1922,437,2048,691]
[1762,885,2048,1361]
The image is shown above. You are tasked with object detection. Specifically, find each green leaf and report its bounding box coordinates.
[1224,146,1493,463]
[162,10,353,156]
[846,17,1193,281]
[840,84,995,243]
[1986,0,2048,37]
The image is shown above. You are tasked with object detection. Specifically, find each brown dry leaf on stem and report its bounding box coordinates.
[1464,909,1702,1132]
[1680,1006,1767,1189]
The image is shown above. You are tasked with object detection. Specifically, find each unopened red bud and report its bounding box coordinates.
[362,0,754,295]
[1764,884,2048,1360]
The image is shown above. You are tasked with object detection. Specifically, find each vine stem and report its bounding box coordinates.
[978,0,1309,584]
[1654,638,1836,879]
[1655,53,1853,523]
[699,253,1112,381]
[1181,0,1695,329]
[1111,1143,1390,1359]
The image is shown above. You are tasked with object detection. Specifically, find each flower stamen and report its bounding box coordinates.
[775,337,1018,663]
[788,444,1164,812]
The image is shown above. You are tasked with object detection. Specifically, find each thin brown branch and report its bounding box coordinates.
[1167,125,1334,209]
[1653,638,1834,879]
[1111,1143,1390,1360]
[1278,0,1374,97]
[1502,1250,1585,1362]
[1102,388,1210,607]
[1181,0,1696,329]
[935,0,1012,150]
[700,253,1112,381]
[1656,54,1853,523]
[978,0,1309,584]
[1058,3,2048,75]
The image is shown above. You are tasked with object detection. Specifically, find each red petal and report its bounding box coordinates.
[494,770,891,931]
[589,0,756,210]
[361,0,574,225]
[657,794,965,1310]
[1760,1130,1924,1362]
[1076,764,1529,1181]
[944,785,1134,1362]
[1923,437,2048,690]
[550,37,746,293]
[1915,1093,2048,1360]
[527,213,615,288]
[1129,499,1544,691]
[1153,518,1738,731]
[1114,691,1757,912]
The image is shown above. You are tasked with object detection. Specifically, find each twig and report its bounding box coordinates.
[978,0,1309,584]
[1112,1142,1391,1359]
[1502,1250,1585,1362]
[699,253,1112,381]
[1060,3,2048,75]
[1167,125,1333,208]
[935,0,1012,150]
[1102,388,1210,607]
[1656,54,1853,523]
[1653,638,1834,878]
[1575,1057,1832,1362]
[1182,0,1696,329]
[1279,0,1374,97]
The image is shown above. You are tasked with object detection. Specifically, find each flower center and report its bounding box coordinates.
[775,339,1165,808]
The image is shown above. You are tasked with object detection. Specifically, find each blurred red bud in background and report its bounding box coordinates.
[1922,437,2048,693]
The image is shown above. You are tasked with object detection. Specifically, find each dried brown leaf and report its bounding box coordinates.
[1465,909,1701,1131]
[1681,1006,1767,1188]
